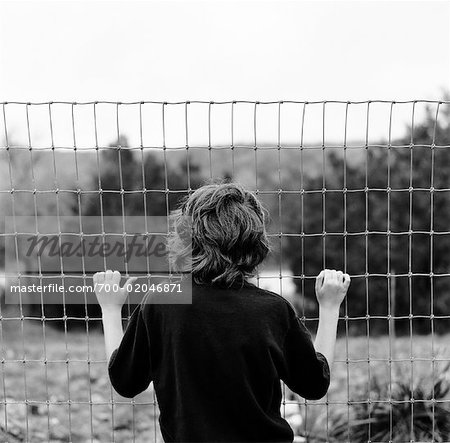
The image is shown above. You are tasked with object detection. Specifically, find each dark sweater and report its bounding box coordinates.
[108,281,330,443]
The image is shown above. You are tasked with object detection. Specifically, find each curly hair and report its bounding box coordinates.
[168,182,270,287]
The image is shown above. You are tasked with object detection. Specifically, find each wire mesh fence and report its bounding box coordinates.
[0,100,450,442]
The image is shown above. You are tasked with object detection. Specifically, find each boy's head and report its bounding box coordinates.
[169,183,270,287]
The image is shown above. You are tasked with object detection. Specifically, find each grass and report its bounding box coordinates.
[0,319,162,442]
[0,319,449,442]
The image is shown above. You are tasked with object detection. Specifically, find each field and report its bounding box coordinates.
[0,319,449,442]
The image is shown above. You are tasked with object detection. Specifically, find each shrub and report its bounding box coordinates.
[330,364,450,442]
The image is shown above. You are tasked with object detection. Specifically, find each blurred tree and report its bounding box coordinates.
[83,136,204,216]
[54,136,205,326]
[285,105,450,335]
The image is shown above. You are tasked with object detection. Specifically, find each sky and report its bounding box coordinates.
[0,0,449,144]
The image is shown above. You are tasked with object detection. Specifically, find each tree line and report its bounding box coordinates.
[2,107,449,334]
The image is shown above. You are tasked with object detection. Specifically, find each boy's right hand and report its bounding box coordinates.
[93,270,136,312]
[315,269,350,310]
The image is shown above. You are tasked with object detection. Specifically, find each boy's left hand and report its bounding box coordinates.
[93,270,137,311]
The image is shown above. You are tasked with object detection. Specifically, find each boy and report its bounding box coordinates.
[94,183,350,443]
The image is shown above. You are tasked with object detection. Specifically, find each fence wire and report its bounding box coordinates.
[0,101,450,442]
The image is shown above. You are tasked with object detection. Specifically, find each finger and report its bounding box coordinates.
[315,270,325,292]
[94,272,105,284]
[113,270,121,285]
[123,277,137,290]
[337,270,343,283]
[105,269,113,281]
[343,273,351,289]
[331,269,338,282]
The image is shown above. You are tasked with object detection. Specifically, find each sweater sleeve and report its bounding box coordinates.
[108,305,152,398]
[281,315,330,400]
